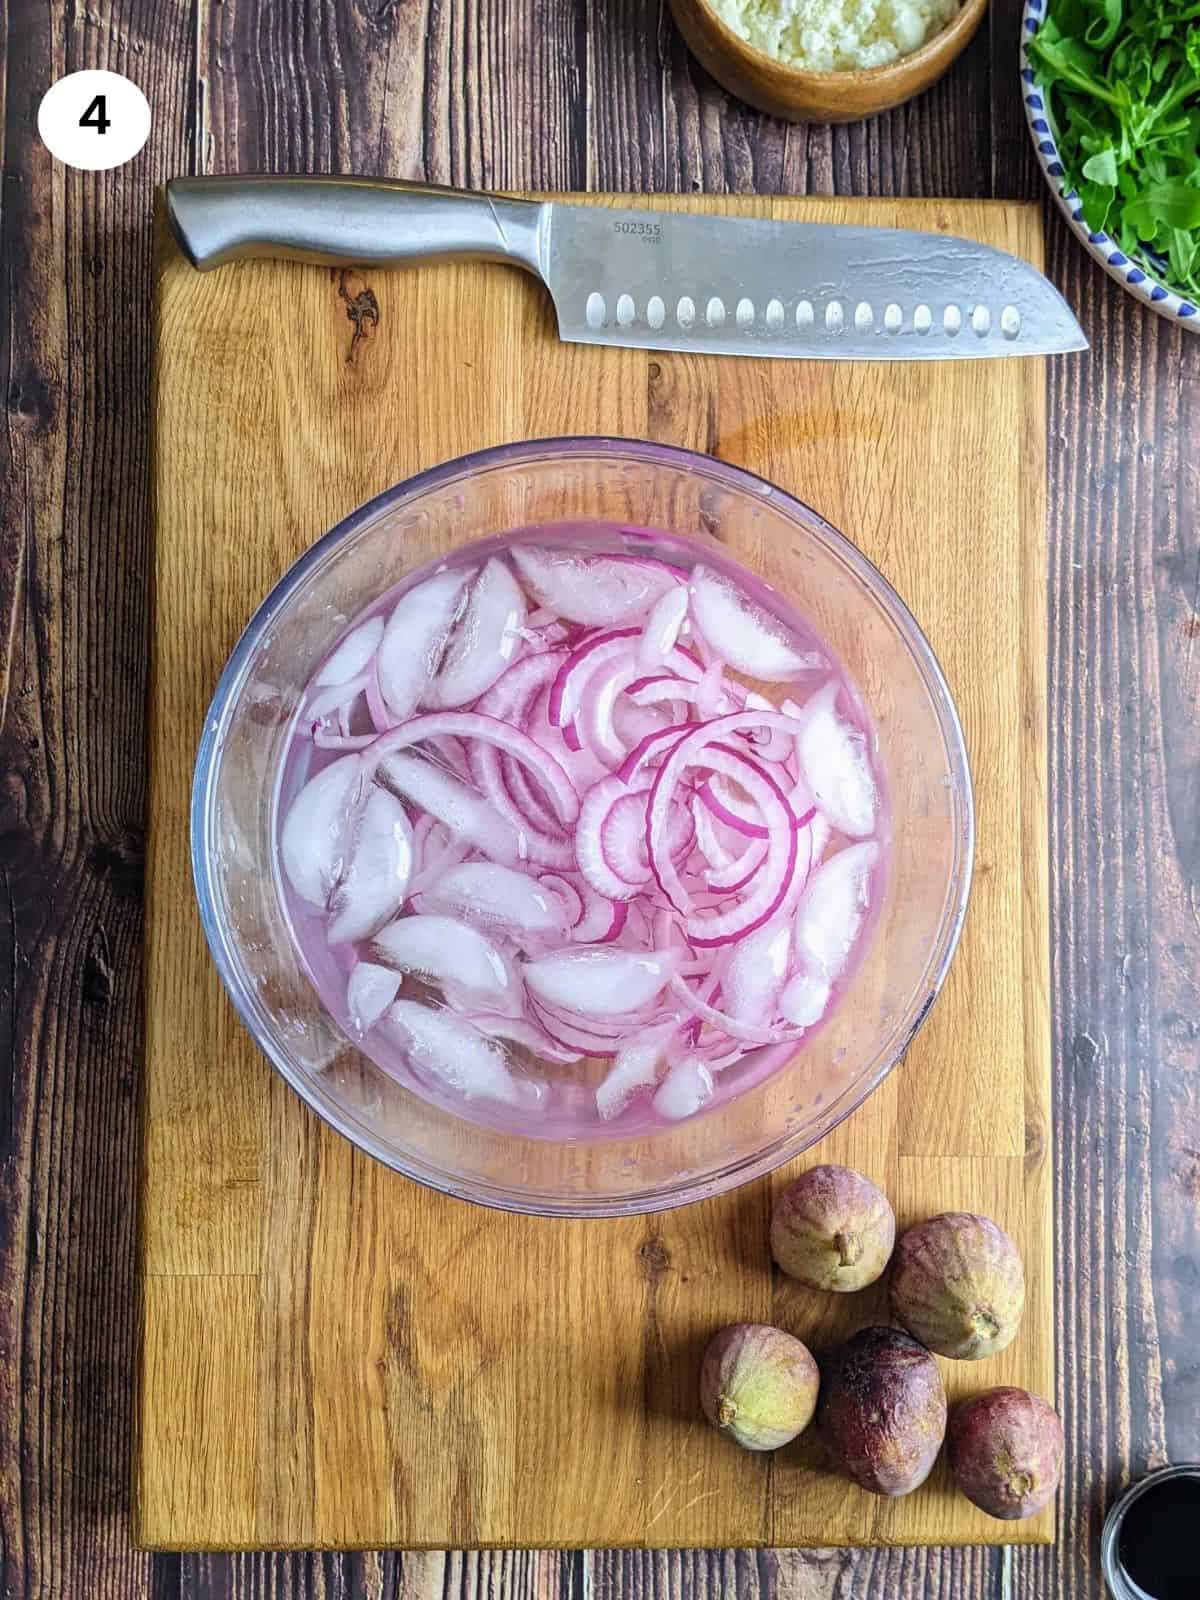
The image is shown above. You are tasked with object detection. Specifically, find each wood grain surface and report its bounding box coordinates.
[138,195,1050,1552]
[0,0,1195,1595]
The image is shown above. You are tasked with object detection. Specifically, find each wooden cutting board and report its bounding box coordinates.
[137,195,1052,1550]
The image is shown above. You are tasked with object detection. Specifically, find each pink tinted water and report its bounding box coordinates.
[274,522,890,1142]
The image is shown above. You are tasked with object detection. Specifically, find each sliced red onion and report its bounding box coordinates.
[371,711,579,825]
[576,778,646,901]
[549,627,639,728]
[378,751,523,864]
[698,778,767,838]
[739,691,796,761]
[647,739,797,942]
[570,886,628,943]
[720,917,792,1026]
[611,699,671,749]
[469,1011,583,1064]
[667,973,801,1045]
[372,913,522,1015]
[406,816,469,895]
[280,754,365,906]
[539,872,584,929]
[638,585,689,669]
[422,861,567,938]
[689,565,826,681]
[705,837,767,893]
[430,556,526,708]
[345,961,402,1034]
[306,669,371,725]
[778,969,832,1028]
[532,994,675,1038]
[792,678,878,838]
[523,945,682,1016]
[692,798,735,870]
[595,1021,679,1120]
[316,615,385,687]
[474,648,564,727]
[794,840,880,982]
[381,1000,538,1108]
[365,659,392,731]
[696,658,726,717]
[327,787,414,944]
[528,1001,618,1060]
[375,567,472,721]
[511,546,680,626]
[652,1055,714,1120]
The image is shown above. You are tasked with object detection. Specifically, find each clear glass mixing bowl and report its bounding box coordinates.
[192,437,973,1216]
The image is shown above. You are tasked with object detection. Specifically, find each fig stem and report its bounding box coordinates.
[973,1305,1001,1342]
[833,1230,862,1268]
[717,1396,737,1427]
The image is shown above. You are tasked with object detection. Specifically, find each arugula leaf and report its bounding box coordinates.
[1029,1,1200,300]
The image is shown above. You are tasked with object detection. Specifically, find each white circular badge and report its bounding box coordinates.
[37,71,151,171]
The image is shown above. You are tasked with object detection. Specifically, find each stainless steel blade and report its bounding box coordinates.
[540,202,1087,359]
[164,177,1086,360]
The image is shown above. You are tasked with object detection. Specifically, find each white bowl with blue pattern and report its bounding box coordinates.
[1020,0,1198,332]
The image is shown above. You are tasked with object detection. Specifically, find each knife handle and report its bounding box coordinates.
[164,175,543,274]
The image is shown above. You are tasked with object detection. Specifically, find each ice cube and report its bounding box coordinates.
[375,567,472,721]
[280,754,365,906]
[423,861,566,938]
[381,1000,535,1108]
[721,918,792,1026]
[523,945,682,1016]
[794,679,877,838]
[429,557,526,708]
[345,961,401,1033]
[510,546,679,626]
[778,969,832,1028]
[378,751,522,864]
[327,787,414,944]
[652,1056,714,1121]
[372,914,522,1016]
[595,1023,676,1120]
[316,615,385,687]
[794,840,880,982]
[689,565,825,681]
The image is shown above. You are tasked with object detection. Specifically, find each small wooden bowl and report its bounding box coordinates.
[669,0,989,122]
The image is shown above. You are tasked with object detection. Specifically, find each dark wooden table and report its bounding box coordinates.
[2,0,1196,1594]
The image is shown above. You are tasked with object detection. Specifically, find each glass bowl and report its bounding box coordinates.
[192,436,973,1217]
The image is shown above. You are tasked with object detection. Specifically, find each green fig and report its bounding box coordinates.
[890,1211,1025,1360]
[771,1164,896,1292]
[700,1323,819,1451]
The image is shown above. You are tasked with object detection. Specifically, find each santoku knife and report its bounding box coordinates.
[166,175,1087,361]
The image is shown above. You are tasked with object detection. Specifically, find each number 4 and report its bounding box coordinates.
[79,94,111,134]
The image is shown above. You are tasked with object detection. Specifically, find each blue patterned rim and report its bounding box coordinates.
[1021,0,1198,329]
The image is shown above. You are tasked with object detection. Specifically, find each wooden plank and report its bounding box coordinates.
[137,193,1051,1551]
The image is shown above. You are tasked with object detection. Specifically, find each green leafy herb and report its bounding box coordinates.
[1029,0,1200,302]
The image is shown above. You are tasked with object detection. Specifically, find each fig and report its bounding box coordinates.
[947,1387,1064,1520]
[700,1323,819,1451]
[817,1326,947,1496]
[889,1211,1025,1360]
[770,1164,896,1292]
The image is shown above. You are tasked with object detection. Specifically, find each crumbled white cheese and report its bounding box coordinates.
[711,0,959,72]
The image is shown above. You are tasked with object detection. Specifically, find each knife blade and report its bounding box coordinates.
[166,176,1087,361]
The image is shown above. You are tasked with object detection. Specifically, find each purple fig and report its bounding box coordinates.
[947,1387,1063,1520]
[889,1211,1025,1360]
[771,1164,896,1292]
[817,1326,947,1496]
[700,1323,819,1451]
